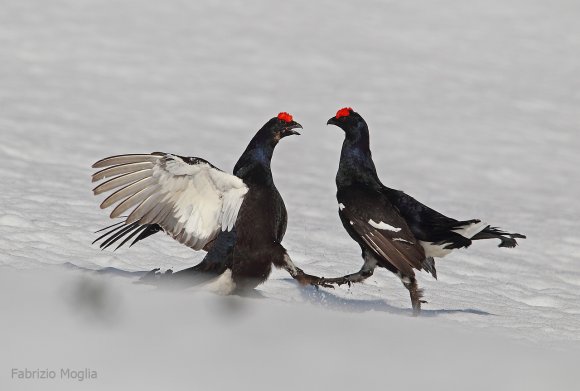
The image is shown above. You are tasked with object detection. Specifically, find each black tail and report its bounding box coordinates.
[471,226,526,248]
[421,257,437,279]
[93,220,162,250]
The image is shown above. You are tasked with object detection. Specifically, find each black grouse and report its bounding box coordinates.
[323,107,526,313]
[91,112,326,294]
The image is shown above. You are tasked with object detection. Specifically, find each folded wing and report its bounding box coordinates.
[92,153,248,250]
[340,201,427,277]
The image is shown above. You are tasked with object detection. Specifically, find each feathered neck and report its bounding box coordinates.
[233,130,277,184]
[336,124,380,188]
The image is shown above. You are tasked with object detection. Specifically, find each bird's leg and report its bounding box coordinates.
[320,252,378,287]
[279,254,333,288]
[398,273,425,316]
[320,269,373,287]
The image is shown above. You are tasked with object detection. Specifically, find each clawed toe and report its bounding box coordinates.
[336,278,352,287]
[317,278,335,289]
[139,268,160,282]
[318,277,352,288]
[139,268,173,283]
[295,272,333,289]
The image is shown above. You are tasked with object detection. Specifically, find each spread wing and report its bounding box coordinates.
[339,195,427,277]
[92,153,249,250]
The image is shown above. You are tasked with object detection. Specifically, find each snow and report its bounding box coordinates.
[1,0,579,389]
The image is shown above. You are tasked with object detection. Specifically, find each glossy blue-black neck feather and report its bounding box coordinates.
[234,119,278,185]
[336,114,381,190]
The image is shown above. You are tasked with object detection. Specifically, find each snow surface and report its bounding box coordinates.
[1,0,579,389]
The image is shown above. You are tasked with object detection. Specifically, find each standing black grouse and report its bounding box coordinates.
[91,112,326,294]
[323,107,525,313]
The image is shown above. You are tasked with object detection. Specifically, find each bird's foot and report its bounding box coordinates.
[409,287,425,316]
[318,276,353,287]
[412,305,421,316]
[295,272,334,289]
[139,268,173,283]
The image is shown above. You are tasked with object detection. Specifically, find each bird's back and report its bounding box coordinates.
[381,187,459,236]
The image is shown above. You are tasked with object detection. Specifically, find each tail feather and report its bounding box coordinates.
[421,257,437,279]
[471,226,526,248]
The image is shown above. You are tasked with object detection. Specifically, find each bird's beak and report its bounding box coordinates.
[284,121,302,136]
[327,117,338,126]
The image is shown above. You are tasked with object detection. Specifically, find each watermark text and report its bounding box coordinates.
[11,368,98,382]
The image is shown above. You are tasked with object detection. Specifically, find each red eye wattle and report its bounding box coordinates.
[277,112,293,123]
[336,107,352,119]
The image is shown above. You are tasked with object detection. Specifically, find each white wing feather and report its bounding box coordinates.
[92,153,248,250]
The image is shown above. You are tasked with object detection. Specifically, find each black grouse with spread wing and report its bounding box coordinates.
[323,107,525,313]
[92,112,325,293]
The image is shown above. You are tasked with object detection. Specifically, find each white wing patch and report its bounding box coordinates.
[92,153,248,250]
[338,203,346,211]
[368,219,402,232]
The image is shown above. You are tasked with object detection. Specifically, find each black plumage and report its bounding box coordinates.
[92,113,325,293]
[324,108,526,313]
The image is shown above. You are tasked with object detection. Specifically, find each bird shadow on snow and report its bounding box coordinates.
[61,262,149,278]
[58,263,492,316]
[283,279,494,318]
[60,262,269,298]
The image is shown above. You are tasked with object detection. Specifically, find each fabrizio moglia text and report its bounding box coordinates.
[11,368,98,382]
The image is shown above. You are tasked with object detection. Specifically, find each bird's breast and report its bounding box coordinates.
[235,185,286,245]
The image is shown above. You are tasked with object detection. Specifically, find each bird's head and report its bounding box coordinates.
[235,112,302,176]
[261,112,303,143]
[327,107,367,138]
